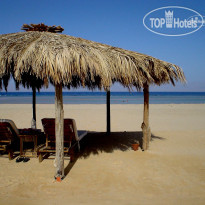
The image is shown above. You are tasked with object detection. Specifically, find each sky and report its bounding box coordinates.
[0,0,205,92]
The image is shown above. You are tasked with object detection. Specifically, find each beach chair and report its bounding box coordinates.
[38,118,87,162]
[0,119,20,160]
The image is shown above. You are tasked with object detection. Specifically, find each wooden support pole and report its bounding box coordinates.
[31,86,36,129]
[55,83,64,181]
[106,90,111,134]
[141,83,151,150]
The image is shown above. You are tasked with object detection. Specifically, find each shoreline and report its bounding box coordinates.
[1,92,205,104]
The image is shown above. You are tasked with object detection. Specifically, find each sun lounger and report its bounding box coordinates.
[0,119,20,160]
[38,118,87,162]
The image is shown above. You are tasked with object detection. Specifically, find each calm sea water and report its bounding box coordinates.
[0,92,205,104]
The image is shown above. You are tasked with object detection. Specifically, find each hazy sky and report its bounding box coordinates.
[0,0,204,92]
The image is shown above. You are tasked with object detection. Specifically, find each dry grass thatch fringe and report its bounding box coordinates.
[0,31,186,91]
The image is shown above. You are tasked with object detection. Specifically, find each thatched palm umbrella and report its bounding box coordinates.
[0,24,186,181]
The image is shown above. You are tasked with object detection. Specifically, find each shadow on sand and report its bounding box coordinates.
[64,131,164,177]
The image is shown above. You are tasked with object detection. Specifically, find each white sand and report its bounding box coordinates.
[0,104,205,204]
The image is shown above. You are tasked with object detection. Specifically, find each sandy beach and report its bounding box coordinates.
[0,104,205,205]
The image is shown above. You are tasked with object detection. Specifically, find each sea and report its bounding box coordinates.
[0,92,205,104]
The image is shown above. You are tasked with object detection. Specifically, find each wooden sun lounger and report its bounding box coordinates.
[0,119,20,160]
[0,119,45,159]
[38,118,87,162]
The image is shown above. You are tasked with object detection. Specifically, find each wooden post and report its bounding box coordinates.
[106,90,111,134]
[141,83,151,150]
[55,83,64,181]
[31,86,36,129]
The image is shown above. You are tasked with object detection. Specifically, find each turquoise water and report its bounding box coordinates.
[0,92,205,104]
